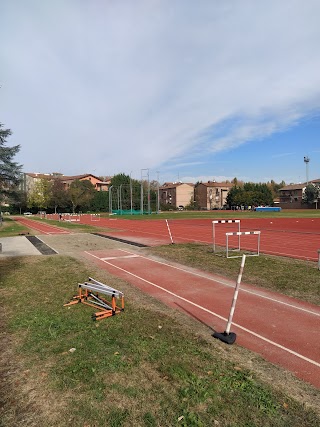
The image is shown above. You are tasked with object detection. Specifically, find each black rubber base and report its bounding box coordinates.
[212,331,237,345]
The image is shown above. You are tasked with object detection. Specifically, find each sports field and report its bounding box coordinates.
[1,213,320,425]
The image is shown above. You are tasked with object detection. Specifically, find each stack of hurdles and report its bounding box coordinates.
[64,277,124,321]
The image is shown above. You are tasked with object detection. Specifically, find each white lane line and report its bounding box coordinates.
[101,254,139,260]
[85,251,320,369]
[116,249,320,317]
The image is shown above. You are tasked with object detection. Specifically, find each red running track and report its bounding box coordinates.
[13,217,71,235]
[84,248,320,389]
[77,215,320,262]
[14,215,320,261]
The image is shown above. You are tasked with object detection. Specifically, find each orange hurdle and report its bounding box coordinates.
[64,277,124,321]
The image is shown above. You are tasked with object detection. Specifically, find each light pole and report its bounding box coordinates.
[304,156,310,184]
[108,185,113,214]
[130,171,133,215]
[157,171,160,214]
[141,168,149,214]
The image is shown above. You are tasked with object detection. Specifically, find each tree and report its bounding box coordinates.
[226,182,273,208]
[27,178,52,210]
[0,123,23,204]
[91,190,108,212]
[303,184,319,205]
[68,179,95,212]
[267,179,286,199]
[11,189,28,214]
[49,177,68,213]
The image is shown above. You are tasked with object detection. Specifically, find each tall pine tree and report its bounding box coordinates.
[0,123,23,204]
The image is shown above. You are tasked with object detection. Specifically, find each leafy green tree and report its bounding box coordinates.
[68,179,95,212]
[110,173,131,187]
[11,189,28,214]
[49,177,68,214]
[91,190,108,212]
[0,123,23,204]
[226,183,273,207]
[27,178,52,210]
[303,184,319,205]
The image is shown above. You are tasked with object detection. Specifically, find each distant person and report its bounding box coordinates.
[59,214,62,221]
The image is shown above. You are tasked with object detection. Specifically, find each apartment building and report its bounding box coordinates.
[194,181,232,210]
[159,182,195,208]
[278,179,320,209]
[23,172,110,194]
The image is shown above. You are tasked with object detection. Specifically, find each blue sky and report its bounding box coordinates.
[1,0,320,184]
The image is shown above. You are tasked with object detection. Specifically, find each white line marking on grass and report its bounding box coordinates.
[85,251,320,369]
[116,249,320,317]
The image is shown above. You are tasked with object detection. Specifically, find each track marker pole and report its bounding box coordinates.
[213,254,246,344]
[166,220,174,244]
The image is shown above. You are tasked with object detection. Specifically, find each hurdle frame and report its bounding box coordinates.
[91,213,101,222]
[226,231,261,258]
[64,277,124,321]
[212,219,240,254]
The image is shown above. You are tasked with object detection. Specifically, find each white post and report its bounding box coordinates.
[212,221,216,253]
[166,219,174,244]
[225,254,246,334]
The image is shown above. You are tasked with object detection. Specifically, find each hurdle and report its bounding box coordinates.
[91,213,100,222]
[63,213,80,222]
[64,277,124,321]
[212,220,240,253]
[226,231,261,258]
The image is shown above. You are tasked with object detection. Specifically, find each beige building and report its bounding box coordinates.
[159,182,195,208]
[195,181,233,209]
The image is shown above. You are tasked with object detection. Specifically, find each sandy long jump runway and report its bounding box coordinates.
[84,248,320,389]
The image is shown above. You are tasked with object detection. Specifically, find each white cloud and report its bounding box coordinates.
[1,0,320,177]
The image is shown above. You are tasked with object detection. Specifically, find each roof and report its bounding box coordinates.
[197,181,233,188]
[160,182,194,189]
[279,183,306,191]
[25,173,110,184]
[280,178,320,191]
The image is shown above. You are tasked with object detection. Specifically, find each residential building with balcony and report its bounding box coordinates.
[194,181,233,210]
[159,182,195,208]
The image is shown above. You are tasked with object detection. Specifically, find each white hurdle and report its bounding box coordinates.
[91,213,100,222]
[226,231,261,258]
[212,219,240,253]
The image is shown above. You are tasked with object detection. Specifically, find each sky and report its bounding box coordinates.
[1,0,320,185]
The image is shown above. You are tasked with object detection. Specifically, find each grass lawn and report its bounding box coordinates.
[0,216,115,237]
[1,255,319,426]
[0,217,32,237]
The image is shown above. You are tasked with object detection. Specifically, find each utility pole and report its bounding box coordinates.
[157,171,160,214]
[304,156,310,184]
[141,168,149,214]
